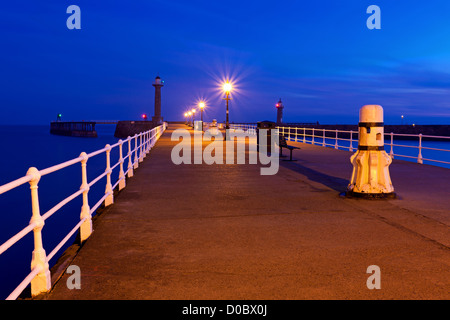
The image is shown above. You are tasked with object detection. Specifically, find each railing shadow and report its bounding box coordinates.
[278,159,349,193]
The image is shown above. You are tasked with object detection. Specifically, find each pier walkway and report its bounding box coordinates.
[45,124,449,299]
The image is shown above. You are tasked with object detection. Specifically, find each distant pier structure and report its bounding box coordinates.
[50,121,97,137]
[114,75,164,138]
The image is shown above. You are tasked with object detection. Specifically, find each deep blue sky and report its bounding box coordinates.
[1,0,450,125]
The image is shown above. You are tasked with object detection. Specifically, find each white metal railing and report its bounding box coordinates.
[229,123,450,166]
[0,123,167,300]
[277,126,450,166]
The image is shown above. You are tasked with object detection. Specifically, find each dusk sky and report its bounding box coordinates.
[2,1,450,125]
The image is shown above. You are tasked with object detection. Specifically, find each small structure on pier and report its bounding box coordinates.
[50,121,97,138]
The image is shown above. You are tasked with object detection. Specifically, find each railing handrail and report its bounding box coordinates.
[0,123,167,300]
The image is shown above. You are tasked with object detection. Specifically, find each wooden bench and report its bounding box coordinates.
[279,135,300,161]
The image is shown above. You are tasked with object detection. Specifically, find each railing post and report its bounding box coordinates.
[312,128,315,145]
[150,130,154,148]
[142,132,147,157]
[335,129,339,149]
[349,130,354,152]
[418,133,423,164]
[151,128,154,146]
[134,134,139,169]
[149,129,153,148]
[322,129,326,146]
[149,130,154,149]
[104,144,114,207]
[139,133,144,163]
[390,132,394,159]
[79,152,92,242]
[303,128,306,143]
[118,140,126,190]
[127,136,134,178]
[27,167,51,297]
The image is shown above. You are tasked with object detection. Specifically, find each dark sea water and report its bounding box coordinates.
[0,125,449,299]
[0,124,125,299]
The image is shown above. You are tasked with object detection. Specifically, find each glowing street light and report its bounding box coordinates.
[222,81,232,139]
[223,82,232,93]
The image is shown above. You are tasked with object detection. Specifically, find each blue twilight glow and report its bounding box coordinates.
[1,0,450,125]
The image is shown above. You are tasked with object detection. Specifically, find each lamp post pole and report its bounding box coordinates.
[199,102,205,131]
[222,82,232,140]
[224,92,230,130]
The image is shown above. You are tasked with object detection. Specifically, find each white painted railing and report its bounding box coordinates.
[278,126,357,151]
[230,124,450,166]
[0,123,167,300]
[277,126,450,166]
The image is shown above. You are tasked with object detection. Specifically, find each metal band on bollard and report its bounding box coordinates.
[358,122,384,128]
[358,146,385,151]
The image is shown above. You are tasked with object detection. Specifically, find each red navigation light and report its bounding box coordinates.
[142,114,148,120]
[276,104,279,107]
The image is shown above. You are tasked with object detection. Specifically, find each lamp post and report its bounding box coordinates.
[191,109,196,128]
[184,112,188,125]
[401,115,404,125]
[222,81,232,139]
[199,101,205,131]
[188,111,192,126]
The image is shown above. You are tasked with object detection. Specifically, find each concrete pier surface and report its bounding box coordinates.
[45,124,449,300]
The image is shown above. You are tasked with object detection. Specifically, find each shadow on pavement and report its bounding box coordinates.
[279,159,349,193]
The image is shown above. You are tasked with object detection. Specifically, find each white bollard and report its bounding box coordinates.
[346,105,395,198]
